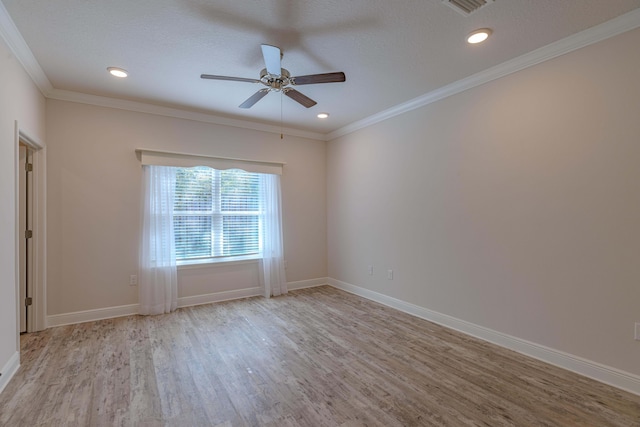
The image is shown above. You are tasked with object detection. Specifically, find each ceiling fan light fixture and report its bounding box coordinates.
[467,28,492,44]
[107,67,128,78]
[317,113,329,119]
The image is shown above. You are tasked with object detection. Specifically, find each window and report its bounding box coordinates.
[139,149,286,296]
[173,167,261,262]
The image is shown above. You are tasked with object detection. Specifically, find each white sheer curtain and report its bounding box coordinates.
[260,173,287,297]
[139,165,178,315]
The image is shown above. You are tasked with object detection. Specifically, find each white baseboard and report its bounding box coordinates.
[287,277,328,291]
[177,287,262,308]
[0,351,20,395]
[47,303,140,327]
[327,278,640,397]
[46,288,263,326]
[45,278,328,327]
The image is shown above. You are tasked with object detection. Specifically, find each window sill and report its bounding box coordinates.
[177,254,262,270]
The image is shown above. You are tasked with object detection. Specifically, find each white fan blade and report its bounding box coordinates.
[261,44,281,76]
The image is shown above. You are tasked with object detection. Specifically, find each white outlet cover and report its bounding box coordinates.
[635,323,640,341]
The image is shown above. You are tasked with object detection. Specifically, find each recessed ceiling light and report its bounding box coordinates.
[467,28,492,44]
[107,67,128,78]
[317,113,329,119]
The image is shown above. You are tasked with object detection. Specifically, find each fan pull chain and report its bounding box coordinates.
[280,92,284,139]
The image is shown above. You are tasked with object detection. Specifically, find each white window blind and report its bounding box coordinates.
[173,167,261,261]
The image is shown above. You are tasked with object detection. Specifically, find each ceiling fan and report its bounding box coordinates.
[201,44,346,109]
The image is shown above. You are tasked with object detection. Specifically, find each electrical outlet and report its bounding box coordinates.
[129,275,138,286]
[387,269,393,280]
[635,323,640,341]
[368,265,373,276]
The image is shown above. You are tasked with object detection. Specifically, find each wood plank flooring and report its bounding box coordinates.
[1,286,639,426]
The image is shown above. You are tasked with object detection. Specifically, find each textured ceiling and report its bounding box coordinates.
[2,0,640,136]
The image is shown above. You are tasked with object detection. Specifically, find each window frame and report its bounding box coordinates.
[173,167,262,265]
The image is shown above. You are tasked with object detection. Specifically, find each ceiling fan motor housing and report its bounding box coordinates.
[260,68,291,91]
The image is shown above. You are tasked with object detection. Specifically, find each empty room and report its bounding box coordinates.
[1,0,639,425]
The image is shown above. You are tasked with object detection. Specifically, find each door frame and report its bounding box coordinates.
[18,144,30,333]
[14,121,46,333]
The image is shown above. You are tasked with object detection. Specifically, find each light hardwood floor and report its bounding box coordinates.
[1,286,639,426]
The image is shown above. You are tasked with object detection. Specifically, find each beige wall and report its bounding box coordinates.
[327,28,640,376]
[45,100,327,315]
[0,37,46,373]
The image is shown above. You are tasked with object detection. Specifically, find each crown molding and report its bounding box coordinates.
[327,7,640,141]
[0,1,52,94]
[47,89,326,141]
[2,2,639,142]
[0,1,324,141]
